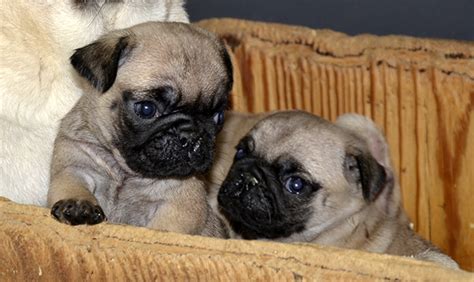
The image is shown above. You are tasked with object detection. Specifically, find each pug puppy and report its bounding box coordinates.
[47,22,232,237]
[216,111,459,269]
[0,0,188,206]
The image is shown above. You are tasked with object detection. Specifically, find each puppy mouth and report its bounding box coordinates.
[218,195,290,240]
[121,122,215,178]
[218,184,308,239]
[219,180,275,222]
[218,162,310,239]
[218,174,286,239]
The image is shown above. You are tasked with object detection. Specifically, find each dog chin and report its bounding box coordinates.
[122,132,214,178]
[218,184,306,240]
[219,204,302,240]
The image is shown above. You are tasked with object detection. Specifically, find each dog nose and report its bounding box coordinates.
[155,112,194,134]
[241,167,266,192]
[173,121,196,148]
[175,119,194,131]
[240,172,259,189]
[165,114,194,133]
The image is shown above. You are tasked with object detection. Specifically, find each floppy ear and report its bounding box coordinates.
[336,114,391,169]
[344,152,387,201]
[70,35,134,93]
[337,114,392,201]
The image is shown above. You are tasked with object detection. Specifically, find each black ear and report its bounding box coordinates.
[344,152,387,202]
[221,46,234,92]
[70,35,133,93]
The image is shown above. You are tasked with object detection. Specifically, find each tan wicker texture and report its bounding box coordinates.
[0,197,472,280]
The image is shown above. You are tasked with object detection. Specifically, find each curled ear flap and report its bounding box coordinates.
[344,152,387,202]
[70,35,134,93]
[338,114,391,201]
[336,114,391,169]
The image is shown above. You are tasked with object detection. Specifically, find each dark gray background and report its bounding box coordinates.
[186,0,474,41]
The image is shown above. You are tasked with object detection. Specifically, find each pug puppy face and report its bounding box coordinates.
[71,22,232,178]
[217,111,387,240]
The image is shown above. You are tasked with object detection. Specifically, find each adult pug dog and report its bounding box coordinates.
[0,0,188,206]
[47,22,232,237]
[216,111,459,269]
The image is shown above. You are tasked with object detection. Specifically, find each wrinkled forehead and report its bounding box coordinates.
[117,26,230,104]
[252,118,348,162]
[250,113,351,184]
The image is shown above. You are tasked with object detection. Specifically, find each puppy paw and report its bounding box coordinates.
[51,199,106,225]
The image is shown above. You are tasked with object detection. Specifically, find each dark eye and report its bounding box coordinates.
[235,147,246,160]
[284,176,305,194]
[134,101,156,119]
[213,110,224,125]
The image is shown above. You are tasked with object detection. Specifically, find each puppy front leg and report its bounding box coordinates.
[146,179,208,235]
[47,170,105,225]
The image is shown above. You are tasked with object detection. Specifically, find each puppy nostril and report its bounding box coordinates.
[248,176,259,185]
[192,138,202,152]
[179,137,189,147]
